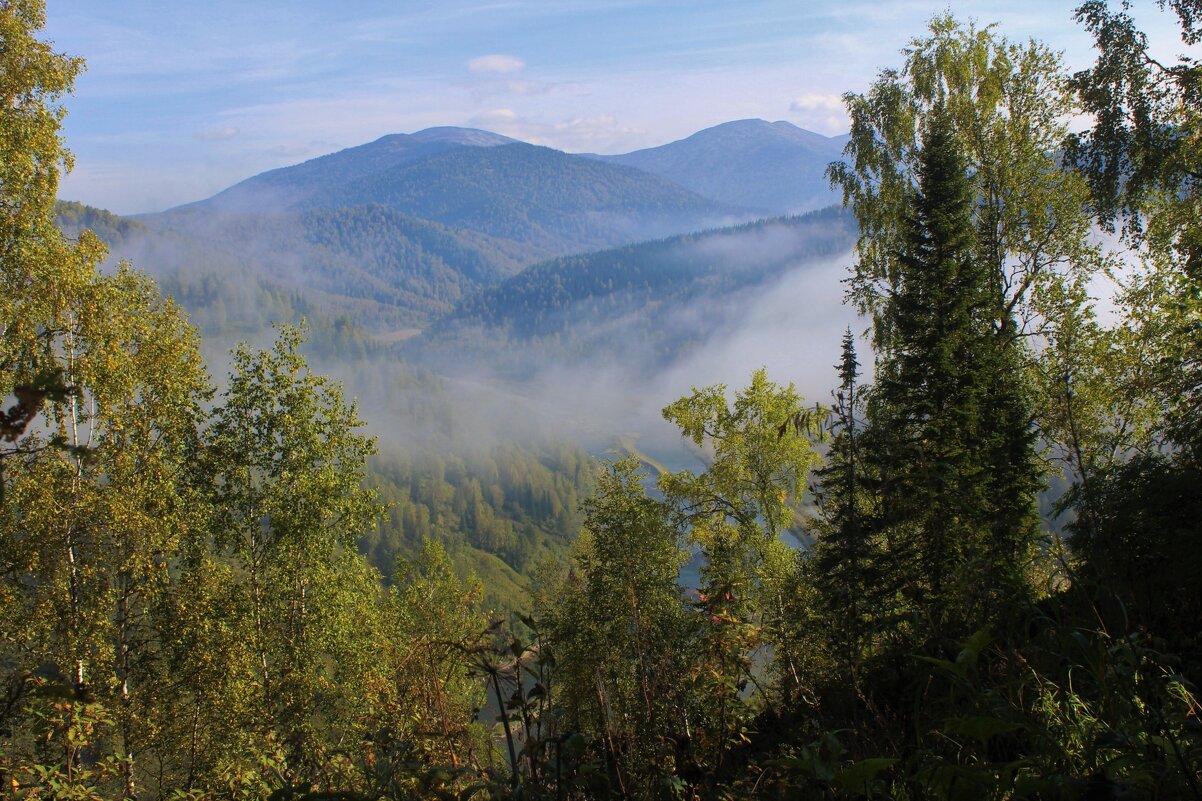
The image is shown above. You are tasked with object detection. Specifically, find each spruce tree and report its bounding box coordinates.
[863,108,1039,643]
[811,330,881,665]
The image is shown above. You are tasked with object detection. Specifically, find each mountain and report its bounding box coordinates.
[63,121,852,344]
[173,132,750,258]
[313,143,748,252]
[185,127,520,213]
[595,119,848,215]
[405,207,856,378]
[55,127,860,615]
[56,200,150,247]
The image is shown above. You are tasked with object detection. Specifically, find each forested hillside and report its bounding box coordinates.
[3,3,1201,800]
[160,138,750,267]
[364,442,596,597]
[409,209,855,377]
[295,143,745,250]
[63,139,762,339]
[58,201,530,332]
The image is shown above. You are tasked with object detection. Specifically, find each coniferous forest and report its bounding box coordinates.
[2,1,1201,799]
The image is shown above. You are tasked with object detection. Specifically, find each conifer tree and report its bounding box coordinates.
[811,330,882,666]
[862,109,1039,642]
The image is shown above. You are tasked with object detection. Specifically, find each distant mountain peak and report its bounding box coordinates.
[706,118,785,130]
[676,118,843,145]
[407,127,518,146]
[596,118,848,215]
[180,127,520,214]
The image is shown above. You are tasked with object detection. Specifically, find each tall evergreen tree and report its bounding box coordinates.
[811,330,882,667]
[863,108,1039,642]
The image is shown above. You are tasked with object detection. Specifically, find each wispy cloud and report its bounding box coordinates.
[789,93,844,113]
[789,92,849,135]
[196,125,240,141]
[468,54,527,74]
[466,108,645,152]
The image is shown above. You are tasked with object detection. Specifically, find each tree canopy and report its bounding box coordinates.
[2,3,1201,799]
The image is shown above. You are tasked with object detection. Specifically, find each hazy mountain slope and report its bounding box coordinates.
[170,129,751,258]
[405,207,856,377]
[56,200,150,247]
[59,118,856,362]
[58,201,530,333]
[318,142,749,253]
[597,119,848,214]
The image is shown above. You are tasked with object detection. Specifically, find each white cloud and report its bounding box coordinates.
[467,54,526,74]
[789,92,850,135]
[196,125,240,141]
[466,108,645,152]
[789,92,844,113]
[551,113,645,150]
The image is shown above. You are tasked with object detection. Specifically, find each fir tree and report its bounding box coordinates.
[863,108,1039,642]
[811,330,880,666]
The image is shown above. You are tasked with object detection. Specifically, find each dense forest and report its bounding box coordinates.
[2,2,1201,800]
[56,200,532,333]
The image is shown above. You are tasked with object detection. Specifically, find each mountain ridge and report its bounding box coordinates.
[168,118,848,219]
[405,207,856,378]
[63,119,852,342]
[176,127,520,214]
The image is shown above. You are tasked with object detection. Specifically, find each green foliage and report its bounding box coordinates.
[1067,456,1202,656]
[7,4,1202,800]
[53,201,147,248]
[1068,0,1201,249]
[1,8,214,797]
[857,108,1040,641]
[807,330,885,677]
[657,370,824,786]
[1068,0,1202,464]
[660,368,820,548]
[728,14,1200,800]
[195,327,385,785]
[0,0,83,241]
[544,458,691,798]
[362,440,597,610]
[367,539,491,781]
[829,14,1104,344]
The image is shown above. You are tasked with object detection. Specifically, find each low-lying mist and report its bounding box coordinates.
[346,215,864,468]
[65,199,865,470]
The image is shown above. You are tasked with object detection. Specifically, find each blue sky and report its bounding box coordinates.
[45,1,1187,214]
